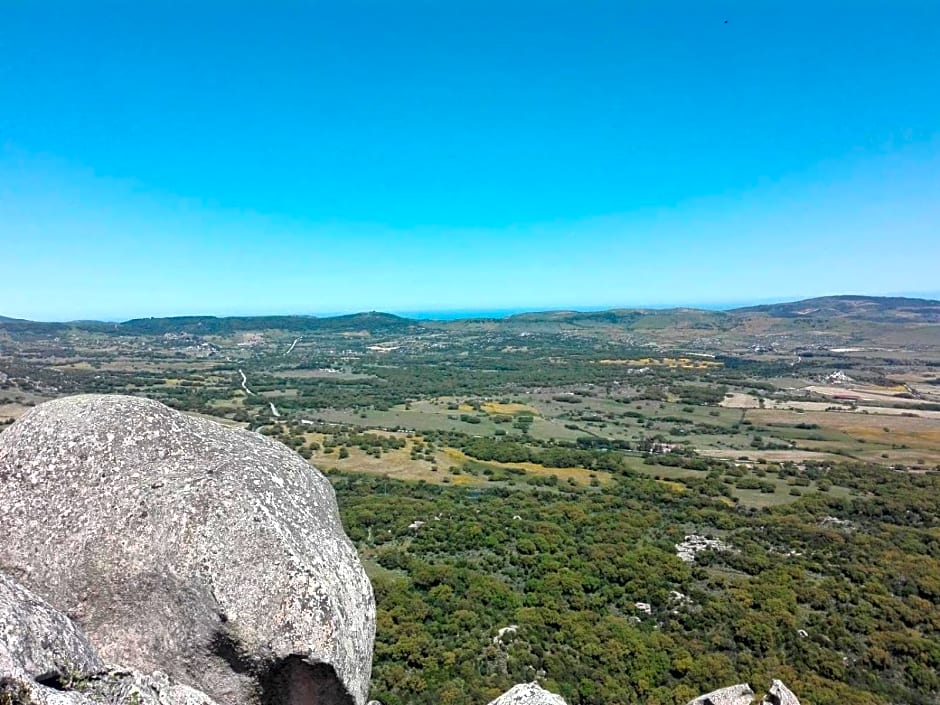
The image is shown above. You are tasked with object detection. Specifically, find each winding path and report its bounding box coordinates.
[238,369,254,395]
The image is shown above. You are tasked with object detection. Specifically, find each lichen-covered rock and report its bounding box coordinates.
[487,683,567,705]
[688,680,801,705]
[0,571,218,705]
[0,395,375,705]
[81,668,219,705]
[2,668,220,705]
[0,573,103,682]
[761,680,799,705]
[687,683,755,705]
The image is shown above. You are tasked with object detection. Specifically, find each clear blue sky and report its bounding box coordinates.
[1,1,938,320]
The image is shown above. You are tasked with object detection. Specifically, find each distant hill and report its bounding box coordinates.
[3,295,938,335]
[732,295,940,323]
[0,312,418,335]
[86,312,416,336]
[504,308,733,331]
[0,312,418,336]
[0,316,68,335]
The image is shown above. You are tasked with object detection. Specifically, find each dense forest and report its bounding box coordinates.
[333,464,940,705]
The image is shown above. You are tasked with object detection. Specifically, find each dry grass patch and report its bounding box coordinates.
[0,403,32,423]
[315,444,473,485]
[805,385,921,404]
[441,447,609,485]
[698,448,840,463]
[749,409,940,461]
[655,479,686,492]
[480,401,540,416]
[50,361,95,370]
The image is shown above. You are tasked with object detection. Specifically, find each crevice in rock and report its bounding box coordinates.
[32,673,66,691]
[258,657,353,705]
[211,630,258,676]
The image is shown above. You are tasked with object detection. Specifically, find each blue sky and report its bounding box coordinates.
[1,1,938,320]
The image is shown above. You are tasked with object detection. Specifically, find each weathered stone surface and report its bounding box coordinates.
[675,534,731,563]
[761,680,799,705]
[2,668,221,705]
[0,573,103,682]
[0,571,218,705]
[687,683,755,705]
[6,670,216,705]
[486,683,567,705]
[688,680,800,705]
[80,668,219,705]
[0,395,375,705]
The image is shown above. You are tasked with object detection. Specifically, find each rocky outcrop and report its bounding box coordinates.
[761,680,799,705]
[0,395,375,705]
[0,573,103,683]
[687,682,801,705]
[675,534,731,563]
[486,683,567,705]
[1,571,218,705]
[2,667,220,705]
[484,680,799,705]
[687,684,755,705]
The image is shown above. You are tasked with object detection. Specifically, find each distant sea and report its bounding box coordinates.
[69,290,940,324]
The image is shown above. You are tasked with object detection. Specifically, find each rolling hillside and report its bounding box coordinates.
[2,295,938,338]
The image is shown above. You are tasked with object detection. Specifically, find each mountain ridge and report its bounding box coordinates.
[2,295,939,334]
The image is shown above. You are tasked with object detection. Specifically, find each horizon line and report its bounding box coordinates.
[4,291,940,324]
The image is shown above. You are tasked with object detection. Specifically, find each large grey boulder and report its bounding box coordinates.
[0,395,375,705]
[687,684,755,705]
[486,683,567,705]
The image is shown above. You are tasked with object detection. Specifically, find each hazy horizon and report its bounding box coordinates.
[5,289,940,324]
[3,3,939,320]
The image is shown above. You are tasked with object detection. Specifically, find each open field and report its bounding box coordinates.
[479,401,540,416]
[440,447,610,486]
[599,356,723,369]
[2,295,939,490]
[320,445,479,486]
[698,448,842,462]
[271,368,374,380]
